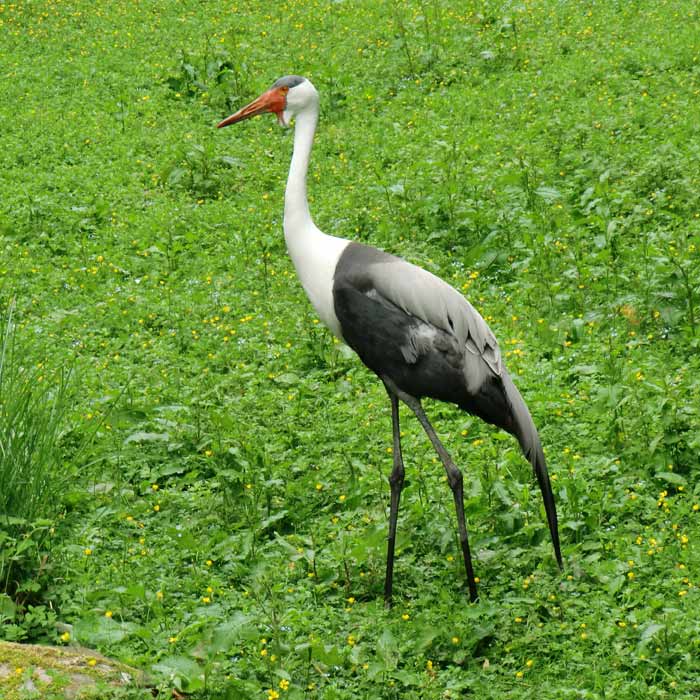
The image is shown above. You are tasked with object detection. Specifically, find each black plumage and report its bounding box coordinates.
[333,241,562,602]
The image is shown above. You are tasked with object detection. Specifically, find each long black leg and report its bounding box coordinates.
[383,386,405,608]
[385,382,478,602]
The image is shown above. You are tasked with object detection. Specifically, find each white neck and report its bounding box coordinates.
[281,100,349,340]
[284,106,317,235]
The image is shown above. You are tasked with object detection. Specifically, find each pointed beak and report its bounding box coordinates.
[217,87,287,128]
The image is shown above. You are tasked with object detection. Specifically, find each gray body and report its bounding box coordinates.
[332,241,561,592]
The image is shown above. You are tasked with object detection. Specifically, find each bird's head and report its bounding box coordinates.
[217,75,317,129]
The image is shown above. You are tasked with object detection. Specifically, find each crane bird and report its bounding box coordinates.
[218,75,563,605]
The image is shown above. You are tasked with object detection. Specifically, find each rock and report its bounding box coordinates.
[0,640,147,699]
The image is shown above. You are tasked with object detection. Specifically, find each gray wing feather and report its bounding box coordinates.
[369,257,502,378]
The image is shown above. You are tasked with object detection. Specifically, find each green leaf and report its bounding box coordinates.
[655,471,687,486]
[607,575,625,595]
[0,593,16,621]
[535,186,562,203]
[123,431,170,444]
[74,615,138,645]
[492,481,512,507]
[638,622,665,647]
[208,613,250,653]
[274,372,300,386]
[152,655,205,692]
[311,642,344,667]
[377,628,398,670]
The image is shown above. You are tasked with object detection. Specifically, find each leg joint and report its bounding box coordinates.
[446,464,463,492]
[389,466,405,488]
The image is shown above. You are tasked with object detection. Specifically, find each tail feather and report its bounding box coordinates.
[501,370,563,569]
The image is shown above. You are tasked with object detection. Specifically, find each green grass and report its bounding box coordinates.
[0,304,62,520]
[0,301,74,605]
[1,0,699,698]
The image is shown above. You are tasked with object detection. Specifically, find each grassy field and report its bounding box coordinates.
[1,0,699,698]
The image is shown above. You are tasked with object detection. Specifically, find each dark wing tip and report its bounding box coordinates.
[532,444,563,569]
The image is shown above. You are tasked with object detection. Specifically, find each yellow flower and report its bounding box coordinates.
[401,613,410,621]
[279,679,290,691]
[60,632,71,642]
[105,610,113,618]
[451,636,460,645]
[83,548,92,556]
[267,691,280,700]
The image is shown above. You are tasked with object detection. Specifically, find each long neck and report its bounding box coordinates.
[279,100,349,341]
[284,106,318,236]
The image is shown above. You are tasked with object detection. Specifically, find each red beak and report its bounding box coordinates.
[217,87,287,128]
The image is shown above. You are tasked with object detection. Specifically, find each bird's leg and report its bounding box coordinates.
[384,388,405,608]
[398,392,479,603]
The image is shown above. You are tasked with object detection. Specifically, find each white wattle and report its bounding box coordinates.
[283,95,349,340]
